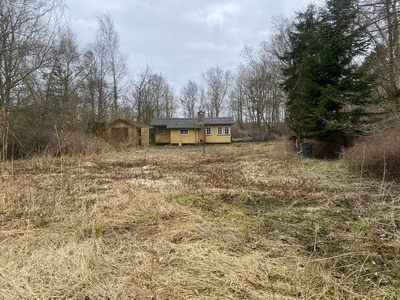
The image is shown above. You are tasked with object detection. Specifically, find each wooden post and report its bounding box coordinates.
[197,110,205,154]
[141,127,150,147]
[0,107,7,161]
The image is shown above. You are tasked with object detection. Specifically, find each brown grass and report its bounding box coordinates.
[342,125,400,180]
[0,142,399,299]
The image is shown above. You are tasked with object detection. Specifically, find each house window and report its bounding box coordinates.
[217,126,223,135]
[224,126,230,135]
[206,126,212,135]
[158,127,164,135]
[179,129,189,135]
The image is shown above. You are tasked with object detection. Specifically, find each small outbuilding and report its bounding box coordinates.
[108,119,153,147]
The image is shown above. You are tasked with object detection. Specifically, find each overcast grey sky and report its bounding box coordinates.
[64,0,313,90]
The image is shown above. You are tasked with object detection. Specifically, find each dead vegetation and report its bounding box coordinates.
[342,124,400,180]
[0,142,399,299]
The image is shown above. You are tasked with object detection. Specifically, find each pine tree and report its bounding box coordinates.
[280,5,322,139]
[281,0,381,142]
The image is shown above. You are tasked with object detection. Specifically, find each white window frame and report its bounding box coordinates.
[217,126,223,135]
[224,126,230,135]
[206,126,212,135]
[179,129,189,135]
[158,127,164,135]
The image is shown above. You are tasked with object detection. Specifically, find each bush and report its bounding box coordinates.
[231,123,288,141]
[50,130,113,156]
[3,129,112,159]
[342,125,400,180]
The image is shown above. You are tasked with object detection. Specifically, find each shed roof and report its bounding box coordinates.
[110,119,152,128]
[150,118,201,129]
[205,117,235,125]
[150,117,234,129]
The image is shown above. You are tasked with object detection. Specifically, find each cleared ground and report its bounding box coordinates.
[0,142,399,299]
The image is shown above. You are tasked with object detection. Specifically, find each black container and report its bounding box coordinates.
[301,142,312,158]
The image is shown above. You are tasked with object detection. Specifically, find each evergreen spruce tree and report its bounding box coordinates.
[281,0,380,142]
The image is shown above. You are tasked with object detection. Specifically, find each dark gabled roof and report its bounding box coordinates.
[150,117,235,129]
[205,117,235,125]
[150,118,201,129]
[110,119,152,128]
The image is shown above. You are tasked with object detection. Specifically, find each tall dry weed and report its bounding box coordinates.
[51,130,113,156]
[269,137,299,161]
[342,125,400,179]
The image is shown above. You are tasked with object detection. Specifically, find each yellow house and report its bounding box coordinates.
[150,111,235,145]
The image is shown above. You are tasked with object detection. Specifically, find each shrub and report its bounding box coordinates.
[342,125,400,179]
[51,130,113,156]
[4,129,112,159]
[231,123,288,141]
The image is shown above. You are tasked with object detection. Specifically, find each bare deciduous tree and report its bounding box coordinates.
[80,47,109,122]
[266,15,294,68]
[361,0,400,112]
[131,64,156,123]
[97,13,128,119]
[179,80,200,117]
[0,0,66,156]
[233,44,286,135]
[131,64,177,123]
[45,28,84,126]
[21,26,84,141]
[0,0,63,112]
[202,66,232,117]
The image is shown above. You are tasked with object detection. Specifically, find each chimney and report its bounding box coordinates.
[197,110,205,125]
[197,110,205,145]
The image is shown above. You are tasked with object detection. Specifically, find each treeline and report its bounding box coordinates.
[0,0,399,158]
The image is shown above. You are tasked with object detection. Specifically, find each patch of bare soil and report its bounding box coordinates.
[0,142,399,299]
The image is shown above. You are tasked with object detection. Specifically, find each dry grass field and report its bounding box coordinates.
[0,141,399,299]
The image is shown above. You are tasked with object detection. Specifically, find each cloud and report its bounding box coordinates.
[186,2,241,29]
[185,42,227,51]
[65,0,311,90]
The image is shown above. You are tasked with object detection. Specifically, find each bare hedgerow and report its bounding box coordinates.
[50,130,113,156]
[342,125,400,179]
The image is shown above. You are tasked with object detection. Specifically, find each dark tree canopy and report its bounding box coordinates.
[280,0,383,141]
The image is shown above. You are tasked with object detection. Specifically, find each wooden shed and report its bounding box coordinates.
[108,119,153,147]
